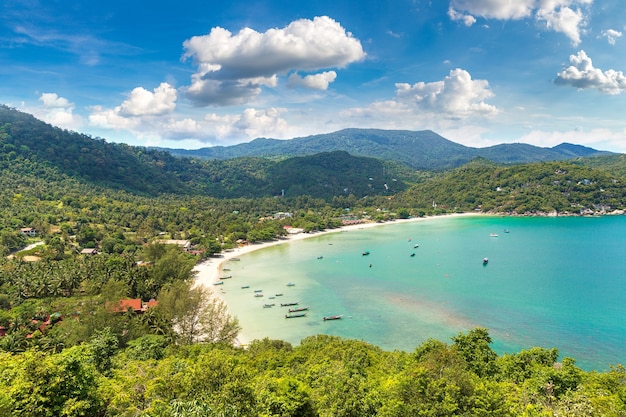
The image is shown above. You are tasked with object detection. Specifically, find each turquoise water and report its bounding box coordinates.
[218,215,626,371]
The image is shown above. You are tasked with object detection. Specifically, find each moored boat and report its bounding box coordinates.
[254,293,264,297]
[362,251,370,256]
[286,282,295,287]
[483,257,489,264]
[241,285,250,289]
[280,302,298,307]
[323,315,343,321]
[288,306,309,312]
[220,275,232,279]
[285,312,306,318]
[213,281,224,285]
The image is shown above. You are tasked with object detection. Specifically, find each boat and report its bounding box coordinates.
[483,257,489,264]
[362,251,370,256]
[275,293,283,297]
[323,315,343,321]
[213,281,224,285]
[413,244,419,248]
[241,285,250,289]
[223,268,231,271]
[280,302,298,307]
[254,293,264,297]
[286,282,295,287]
[220,275,232,279]
[254,289,263,293]
[263,303,275,308]
[285,312,306,318]
[490,233,498,237]
[268,296,275,299]
[503,229,510,233]
[288,306,309,312]
[231,258,241,261]
[410,253,416,257]
[317,256,323,259]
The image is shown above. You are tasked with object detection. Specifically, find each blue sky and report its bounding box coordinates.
[2,0,626,152]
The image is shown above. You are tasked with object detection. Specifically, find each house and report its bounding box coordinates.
[110,298,158,314]
[20,227,37,237]
[80,248,99,255]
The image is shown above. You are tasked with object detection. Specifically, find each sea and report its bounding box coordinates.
[217,215,626,371]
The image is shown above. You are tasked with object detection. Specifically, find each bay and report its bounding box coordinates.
[219,215,626,371]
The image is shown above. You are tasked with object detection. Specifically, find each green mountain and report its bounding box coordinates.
[0,105,412,199]
[157,128,612,170]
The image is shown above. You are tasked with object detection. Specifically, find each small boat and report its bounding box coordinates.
[254,293,264,297]
[231,258,241,261]
[254,289,263,293]
[317,256,324,259]
[410,253,416,257]
[323,315,343,321]
[241,285,250,289]
[503,229,510,233]
[223,268,231,271]
[275,293,283,297]
[362,251,370,256]
[483,257,489,264]
[413,244,419,248]
[220,275,232,279]
[268,296,275,299]
[285,313,306,318]
[490,233,498,237]
[213,281,224,285]
[288,306,309,312]
[263,304,275,308]
[286,282,295,287]
[281,302,298,307]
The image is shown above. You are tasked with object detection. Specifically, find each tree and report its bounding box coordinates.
[156,281,240,345]
[452,328,498,377]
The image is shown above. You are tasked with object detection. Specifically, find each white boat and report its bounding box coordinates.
[490,233,498,237]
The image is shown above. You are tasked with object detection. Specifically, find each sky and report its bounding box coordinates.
[2,0,626,152]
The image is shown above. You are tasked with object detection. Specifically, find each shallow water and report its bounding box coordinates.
[219,215,626,371]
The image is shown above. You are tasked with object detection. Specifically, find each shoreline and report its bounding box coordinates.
[192,212,479,346]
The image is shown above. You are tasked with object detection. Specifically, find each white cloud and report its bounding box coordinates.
[449,0,592,46]
[286,71,337,90]
[36,93,82,130]
[600,29,622,45]
[119,82,177,116]
[394,68,498,117]
[555,50,626,94]
[181,16,365,106]
[88,82,177,130]
[516,127,626,151]
[39,93,72,109]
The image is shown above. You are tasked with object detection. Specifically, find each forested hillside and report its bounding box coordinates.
[0,106,414,199]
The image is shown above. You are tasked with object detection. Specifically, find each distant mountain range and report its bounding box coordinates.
[155,128,613,170]
[1,104,623,200]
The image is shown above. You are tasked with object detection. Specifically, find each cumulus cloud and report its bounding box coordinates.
[338,68,498,134]
[600,29,622,45]
[448,0,592,46]
[555,50,626,94]
[37,93,82,129]
[394,68,498,117]
[88,82,177,130]
[286,71,337,90]
[181,16,365,106]
[118,82,177,116]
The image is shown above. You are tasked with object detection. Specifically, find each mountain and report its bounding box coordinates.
[0,105,411,199]
[157,128,613,170]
